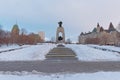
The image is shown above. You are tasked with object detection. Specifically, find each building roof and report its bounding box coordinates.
[12,24,19,30]
[100,27,104,32]
[108,22,116,32]
[84,32,92,35]
[97,23,100,27]
[92,28,97,33]
[80,32,84,35]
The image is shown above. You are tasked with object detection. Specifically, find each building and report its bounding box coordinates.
[11,24,20,43]
[38,31,45,41]
[79,22,120,46]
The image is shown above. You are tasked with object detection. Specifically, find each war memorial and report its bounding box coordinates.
[46,21,78,60]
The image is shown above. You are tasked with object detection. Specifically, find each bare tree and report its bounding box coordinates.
[66,38,72,44]
[51,37,55,43]
[21,28,27,35]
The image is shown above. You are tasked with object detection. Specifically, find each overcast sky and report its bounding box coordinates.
[0,0,120,42]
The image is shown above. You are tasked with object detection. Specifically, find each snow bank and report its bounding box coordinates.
[66,44,120,61]
[0,43,56,61]
[0,45,20,52]
[89,45,120,52]
[0,44,120,61]
[0,72,120,80]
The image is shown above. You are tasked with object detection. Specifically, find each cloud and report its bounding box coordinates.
[0,0,120,41]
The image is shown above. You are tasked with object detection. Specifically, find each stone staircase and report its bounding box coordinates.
[45,45,78,60]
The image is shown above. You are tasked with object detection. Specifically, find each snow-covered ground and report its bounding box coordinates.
[0,44,120,61]
[0,71,120,80]
[0,44,28,52]
[0,44,120,80]
[66,44,120,61]
[89,44,120,52]
[0,43,56,61]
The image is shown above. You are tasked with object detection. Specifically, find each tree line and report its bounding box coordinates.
[0,24,43,46]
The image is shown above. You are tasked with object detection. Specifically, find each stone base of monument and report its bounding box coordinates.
[45,45,78,60]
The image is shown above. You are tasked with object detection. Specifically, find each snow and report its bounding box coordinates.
[0,44,120,61]
[0,44,120,79]
[89,44,120,52]
[0,72,120,80]
[0,43,56,61]
[66,44,120,61]
[0,45,21,52]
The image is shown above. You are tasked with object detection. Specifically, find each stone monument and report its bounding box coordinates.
[45,21,78,60]
[56,21,65,43]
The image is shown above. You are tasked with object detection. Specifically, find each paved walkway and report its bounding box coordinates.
[0,61,120,73]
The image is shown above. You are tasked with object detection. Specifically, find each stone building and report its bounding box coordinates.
[38,31,45,41]
[11,24,20,43]
[79,22,120,45]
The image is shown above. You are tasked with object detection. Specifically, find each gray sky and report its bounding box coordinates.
[0,0,120,42]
